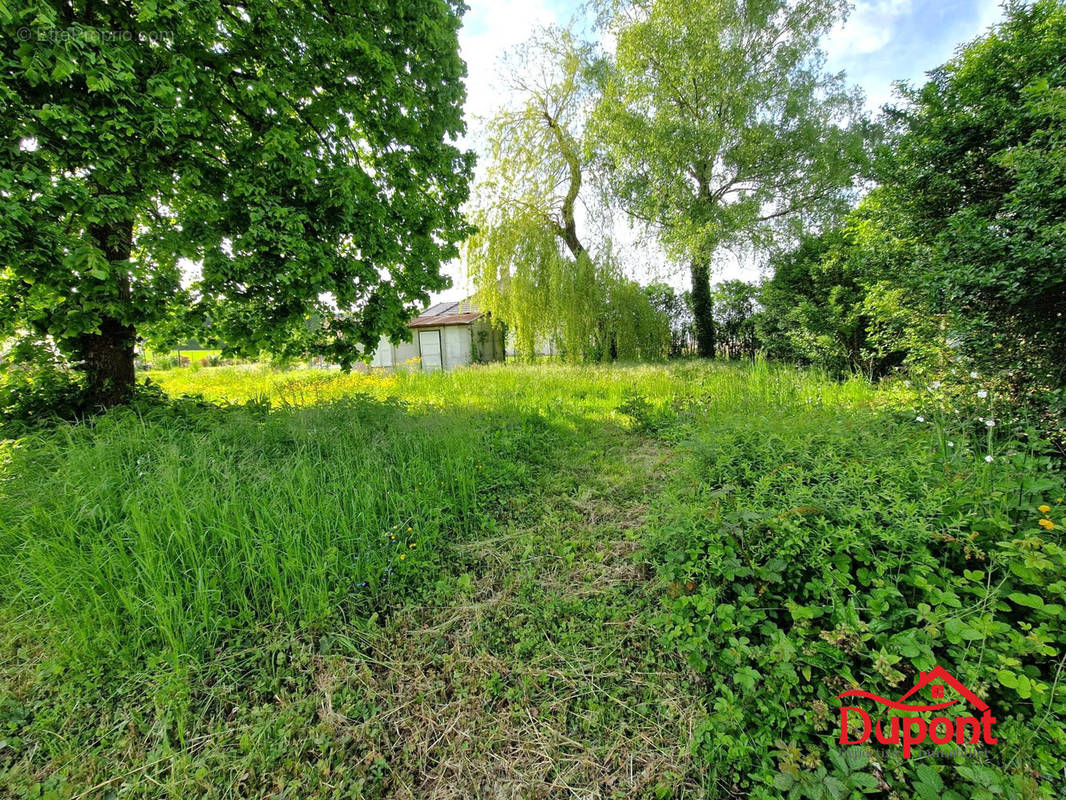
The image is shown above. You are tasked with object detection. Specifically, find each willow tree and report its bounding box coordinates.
[594,0,869,357]
[466,28,663,361]
[1,0,472,406]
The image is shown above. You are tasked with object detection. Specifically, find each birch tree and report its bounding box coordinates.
[594,0,869,356]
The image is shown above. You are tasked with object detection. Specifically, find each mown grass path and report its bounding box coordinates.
[318,421,707,798]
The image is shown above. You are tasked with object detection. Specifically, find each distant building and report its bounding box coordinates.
[365,299,505,372]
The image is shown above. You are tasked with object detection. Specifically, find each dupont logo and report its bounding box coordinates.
[836,666,998,758]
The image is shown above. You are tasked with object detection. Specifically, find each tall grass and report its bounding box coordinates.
[0,396,552,664]
[0,361,888,668]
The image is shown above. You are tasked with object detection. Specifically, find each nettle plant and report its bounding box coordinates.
[652,406,1065,799]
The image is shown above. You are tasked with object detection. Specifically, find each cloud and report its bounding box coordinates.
[825,0,913,59]
[459,0,559,127]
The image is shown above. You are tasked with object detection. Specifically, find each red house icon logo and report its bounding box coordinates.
[836,666,998,758]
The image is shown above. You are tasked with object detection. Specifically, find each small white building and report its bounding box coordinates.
[366,299,505,372]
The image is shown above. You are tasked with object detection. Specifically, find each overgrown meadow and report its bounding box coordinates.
[1,362,1063,798]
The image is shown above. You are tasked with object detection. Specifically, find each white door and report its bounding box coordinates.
[418,330,443,371]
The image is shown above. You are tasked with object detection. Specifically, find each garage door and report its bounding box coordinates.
[418,330,443,372]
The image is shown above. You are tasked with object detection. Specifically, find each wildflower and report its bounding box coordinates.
[947,441,955,448]
[985,419,995,428]
[930,381,942,390]
[970,371,979,379]
[1039,505,1051,513]
[1039,519,1055,531]
[400,553,406,560]
[985,455,994,463]
[409,543,416,548]
[977,390,988,399]
[407,526,412,532]
[916,416,925,423]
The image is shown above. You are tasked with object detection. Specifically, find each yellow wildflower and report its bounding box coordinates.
[1038,519,1055,530]
[1039,505,1051,513]
[400,554,406,560]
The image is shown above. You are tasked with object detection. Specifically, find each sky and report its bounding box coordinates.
[434,0,1009,303]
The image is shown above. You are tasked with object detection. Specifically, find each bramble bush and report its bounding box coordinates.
[651,401,1065,798]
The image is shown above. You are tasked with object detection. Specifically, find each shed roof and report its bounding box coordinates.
[408,299,484,328]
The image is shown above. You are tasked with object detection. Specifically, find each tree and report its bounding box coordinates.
[711,280,758,359]
[466,27,664,361]
[594,0,870,357]
[757,229,871,374]
[644,282,694,356]
[0,0,473,406]
[880,0,1066,414]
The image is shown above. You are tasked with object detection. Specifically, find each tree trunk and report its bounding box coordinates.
[78,317,137,408]
[690,258,716,358]
[80,220,137,408]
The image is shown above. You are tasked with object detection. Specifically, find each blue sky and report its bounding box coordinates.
[438,0,1009,299]
[822,0,1006,110]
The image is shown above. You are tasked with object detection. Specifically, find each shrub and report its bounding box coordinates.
[651,405,1065,798]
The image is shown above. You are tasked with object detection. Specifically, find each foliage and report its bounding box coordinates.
[757,229,877,376]
[594,0,870,356]
[651,373,1066,798]
[876,0,1066,432]
[711,280,759,360]
[645,282,695,356]
[466,28,666,362]
[0,336,84,429]
[0,0,473,403]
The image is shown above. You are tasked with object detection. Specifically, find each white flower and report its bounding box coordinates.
[986,419,996,428]
[930,381,942,390]
[916,416,925,423]
[903,380,911,387]
[977,390,988,399]
[985,455,994,463]
[970,371,979,379]
[947,441,955,447]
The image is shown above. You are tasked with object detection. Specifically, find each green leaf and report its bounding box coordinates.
[1008,592,1044,609]
[997,669,1018,689]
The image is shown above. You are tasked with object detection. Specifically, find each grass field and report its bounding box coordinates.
[142,349,223,366]
[1,362,1063,798]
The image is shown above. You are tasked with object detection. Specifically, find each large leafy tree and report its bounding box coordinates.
[881,0,1066,415]
[595,0,869,357]
[0,0,473,406]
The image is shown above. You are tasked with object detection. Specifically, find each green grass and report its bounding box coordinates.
[143,349,222,365]
[1,361,1062,798]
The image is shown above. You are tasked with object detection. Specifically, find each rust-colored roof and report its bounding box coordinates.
[407,299,484,328]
